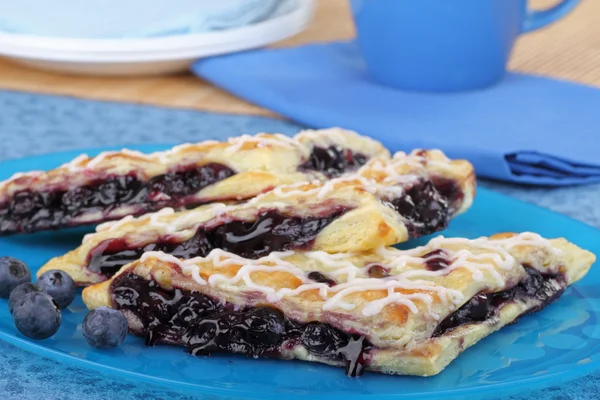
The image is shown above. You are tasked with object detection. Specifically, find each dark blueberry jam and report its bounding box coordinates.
[431,176,465,215]
[0,163,236,234]
[88,208,349,278]
[423,249,449,271]
[307,271,336,287]
[111,273,371,376]
[299,146,368,177]
[411,150,465,216]
[383,180,449,237]
[433,267,565,337]
[433,293,490,337]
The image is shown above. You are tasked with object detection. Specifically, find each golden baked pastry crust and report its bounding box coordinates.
[39,149,475,286]
[82,232,595,376]
[0,128,389,234]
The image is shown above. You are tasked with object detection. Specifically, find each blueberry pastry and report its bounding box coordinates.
[38,150,475,286]
[0,128,389,235]
[81,232,595,376]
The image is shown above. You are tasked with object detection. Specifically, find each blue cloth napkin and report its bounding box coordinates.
[0,0,293,38]
[193,41,600,186]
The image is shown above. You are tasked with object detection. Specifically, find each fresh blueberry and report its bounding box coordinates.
[36,270,76,309]
[83,307,128,350]
[12,292,61,340]
[0,257,31,298]
[9,283,42,315]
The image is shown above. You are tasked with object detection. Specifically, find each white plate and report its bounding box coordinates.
[0,0,313,75]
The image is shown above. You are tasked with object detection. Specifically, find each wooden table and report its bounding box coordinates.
[0,0,598,117]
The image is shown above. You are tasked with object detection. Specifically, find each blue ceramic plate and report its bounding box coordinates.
[0,146,599,400]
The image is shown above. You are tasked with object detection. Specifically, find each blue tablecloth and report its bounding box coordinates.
[0,90,598,400]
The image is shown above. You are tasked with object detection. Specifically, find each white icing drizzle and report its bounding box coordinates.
[136,232,560,320]
[370,153,424,174]
[320,278,457,318]
[95,215,137,233]
[356,282,441,319]
[315,175,376,200]
[224,134,301,154]
[148,208,180,233]
[86,149,150,169]
[396,250,504,285]
[166,203,229,233]
[86,204,231,242]
[75,131,327,176]
[304,251,360,280]
[406,149,457,171]
[246,151,430,205]
[296,128,358,147]
[61,154,89,172]
[143,251,208,285]
[2,131,339,192]
[247,180,321,203]
[427,232,562,257]
[0,171,44,192]
[80,148,459,245]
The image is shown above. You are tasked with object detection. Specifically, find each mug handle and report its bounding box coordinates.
[522,0,580,33]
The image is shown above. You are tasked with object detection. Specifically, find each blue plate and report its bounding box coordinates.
[0,146,599,400]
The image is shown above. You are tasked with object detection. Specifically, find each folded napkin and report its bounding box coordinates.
[193,41,600,186]
[0,0,292,38]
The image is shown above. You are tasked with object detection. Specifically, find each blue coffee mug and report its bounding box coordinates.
[351,0,580,92]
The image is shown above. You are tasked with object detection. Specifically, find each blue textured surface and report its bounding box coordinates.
[0,90,598,399]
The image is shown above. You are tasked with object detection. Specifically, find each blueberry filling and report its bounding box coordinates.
[307,271,336,286]
[411,150,465,215]
[433,266,566,337]
[299,146,368,177]
[88,208,349,278]
[88,178,450,279]
[0,163,236,234]
[431,177,464,214]
[383,180,449,237]
[423,249,449,271]
[111,273,372,376]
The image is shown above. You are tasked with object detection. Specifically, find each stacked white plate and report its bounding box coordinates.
[0,0,314,75]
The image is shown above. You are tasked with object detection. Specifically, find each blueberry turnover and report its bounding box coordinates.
[0,128,389,235]
[81,232,595,376]
[38,150,475,286]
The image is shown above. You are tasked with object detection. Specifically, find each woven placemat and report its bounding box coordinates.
[0,0,596,116]
[510,0,600,85]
